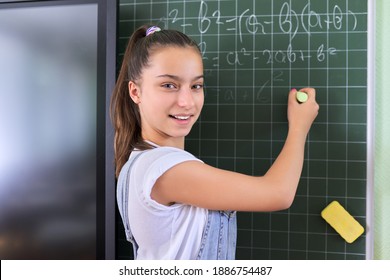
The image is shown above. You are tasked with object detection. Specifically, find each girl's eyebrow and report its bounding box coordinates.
[156,74,204,81]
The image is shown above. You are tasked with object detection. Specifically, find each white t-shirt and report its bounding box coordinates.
[127,146,208,259]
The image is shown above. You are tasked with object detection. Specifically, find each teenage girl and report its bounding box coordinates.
[110,25,319,260]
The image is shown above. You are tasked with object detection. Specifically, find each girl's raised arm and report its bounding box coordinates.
[152,88,319,212]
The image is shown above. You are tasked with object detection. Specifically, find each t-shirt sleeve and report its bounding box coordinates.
[134,147,202,212]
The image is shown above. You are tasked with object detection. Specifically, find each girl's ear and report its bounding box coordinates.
[128,81,141,104]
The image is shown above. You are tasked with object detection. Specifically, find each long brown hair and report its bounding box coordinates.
[110,25,201,177]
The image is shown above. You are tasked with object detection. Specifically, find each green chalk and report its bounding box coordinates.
[296,91,308,103]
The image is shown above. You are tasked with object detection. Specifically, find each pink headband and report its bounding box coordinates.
[146,26,161,36]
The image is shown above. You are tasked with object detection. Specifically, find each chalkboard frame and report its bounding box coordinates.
[365,0,374,260]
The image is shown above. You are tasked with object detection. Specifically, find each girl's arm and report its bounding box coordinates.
[152,88,319,212]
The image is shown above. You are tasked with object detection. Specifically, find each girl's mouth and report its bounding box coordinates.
[169,115,191,120]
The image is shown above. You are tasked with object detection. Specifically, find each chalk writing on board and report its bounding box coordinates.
[279,2,358,39]
[159,2,358,37]
[262,44,337,65]
[155,1,360,103]
[157,1,358,68]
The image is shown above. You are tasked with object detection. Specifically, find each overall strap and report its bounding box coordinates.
[116,152,143,258]
[196,210,237,260]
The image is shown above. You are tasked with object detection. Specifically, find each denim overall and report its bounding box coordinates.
[117,152,237,260]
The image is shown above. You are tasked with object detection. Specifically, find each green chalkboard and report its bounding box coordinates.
[116,0,371,260]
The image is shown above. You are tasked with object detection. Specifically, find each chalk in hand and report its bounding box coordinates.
[296,91,308,103]
[321,201,364,243]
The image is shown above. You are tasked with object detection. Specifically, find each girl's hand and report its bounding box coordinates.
[287,88,319,136]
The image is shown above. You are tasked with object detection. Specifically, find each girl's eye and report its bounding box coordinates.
[192,84,204,90]
[162,83,176,89]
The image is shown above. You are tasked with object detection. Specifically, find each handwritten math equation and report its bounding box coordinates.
[152,0,364,103]
[156,1,360,67]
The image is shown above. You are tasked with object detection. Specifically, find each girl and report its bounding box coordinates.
[110,25,319,260]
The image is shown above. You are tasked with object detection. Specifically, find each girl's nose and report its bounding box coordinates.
[177,88,195,108]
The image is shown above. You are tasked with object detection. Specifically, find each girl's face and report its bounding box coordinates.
[129,46,204,148]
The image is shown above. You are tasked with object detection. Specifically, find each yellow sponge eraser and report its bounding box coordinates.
[321,201,364,243]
